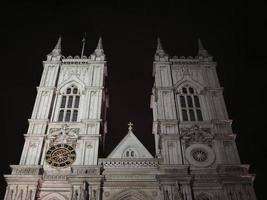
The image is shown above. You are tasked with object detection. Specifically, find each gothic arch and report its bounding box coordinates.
[195,192,213,200]
[174,79,204,94]
[111,189,154,200]
[57,78,85,94]
[122,147,139,158]
[41,193,66,200]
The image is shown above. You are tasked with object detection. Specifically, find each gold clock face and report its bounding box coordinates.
[45,144,76,168]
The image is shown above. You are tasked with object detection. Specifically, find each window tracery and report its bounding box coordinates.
[177,85,203,121]
[58,85,80,122]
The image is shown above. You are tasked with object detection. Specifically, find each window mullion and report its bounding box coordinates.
[192,94,198,121]
[185,95,190,121]
[177,94,183,121]
[63,110,66,122]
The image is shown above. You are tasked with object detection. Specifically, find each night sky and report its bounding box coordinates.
[0,1,266,200]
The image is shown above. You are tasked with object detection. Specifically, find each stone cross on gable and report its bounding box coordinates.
[128,122,133,131]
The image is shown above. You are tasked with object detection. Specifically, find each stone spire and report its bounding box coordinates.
[156,37,165,55]
[198,38,209,57]
[154,37,168,61]
[51,37,62,56]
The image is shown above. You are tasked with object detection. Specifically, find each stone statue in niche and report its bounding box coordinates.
[180,125,213,147]
[164,190,170,200]
[174,182,184,200]
[47,124,79,147]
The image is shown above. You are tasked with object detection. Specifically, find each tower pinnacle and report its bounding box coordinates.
[51,37,62,56]
[154,37,168,61]
[156,37,165,54]
[96,37,103,50]
[47,37,62,61]
[198,38,209,57]
[94,37,104,57]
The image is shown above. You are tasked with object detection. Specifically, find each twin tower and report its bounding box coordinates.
[4,37,257,200]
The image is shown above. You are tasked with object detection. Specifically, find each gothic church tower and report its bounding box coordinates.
[3,36,257,200]
[150,38,257,200]
[4,37,108,200]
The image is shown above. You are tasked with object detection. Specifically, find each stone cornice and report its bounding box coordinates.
[81,119,102,123]
[28,119,49,123]
[23,134,45,137]
[153,61,171,65]
[10,165,42,175]
[156,119,178,123]
[154,86,174,90]
[42,60,61,65]
[36,86,56,91]
[85,86,105,90]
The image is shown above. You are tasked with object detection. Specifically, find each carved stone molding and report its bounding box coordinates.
[71,166,100,175]
[11,165,42,175]
[181,125,213,147]
[47,124,79,147]
[43,174,67,181]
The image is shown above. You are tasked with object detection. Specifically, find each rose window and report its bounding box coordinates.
[185,144,216,167]
[191,149,208,162]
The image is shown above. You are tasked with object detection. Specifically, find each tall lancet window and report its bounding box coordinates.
[58,85,80,122]
[178,85,203,121]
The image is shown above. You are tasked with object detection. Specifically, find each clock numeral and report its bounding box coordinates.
[68,146,73,150]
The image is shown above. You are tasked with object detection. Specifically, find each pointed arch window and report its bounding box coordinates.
[58,85,80,122]
[178,85,203,122]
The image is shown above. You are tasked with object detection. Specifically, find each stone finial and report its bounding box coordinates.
[198,38,209,57]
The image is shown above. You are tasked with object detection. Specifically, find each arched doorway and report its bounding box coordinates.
[41,193,67,200]
[111,189,154,200]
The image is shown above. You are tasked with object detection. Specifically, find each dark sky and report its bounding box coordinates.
[0,1,266,200]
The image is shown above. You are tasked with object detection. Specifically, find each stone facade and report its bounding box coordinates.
[4,37,257,200]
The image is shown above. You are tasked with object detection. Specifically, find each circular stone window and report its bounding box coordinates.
[185,144,215,167]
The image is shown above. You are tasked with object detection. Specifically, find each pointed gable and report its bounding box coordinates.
[107,127,153,159]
